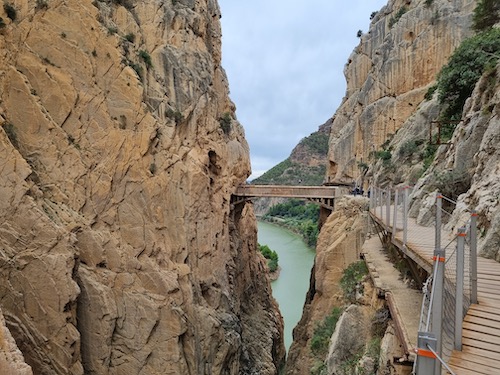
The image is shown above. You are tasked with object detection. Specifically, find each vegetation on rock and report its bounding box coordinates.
[259,244,279,273]
[219,112,232,135]
[263,199,320,247]
[340,261,368,303]
[472,0,500,32]
[310,307,343,374]
[436,28,500,124]
[253,158,327,186]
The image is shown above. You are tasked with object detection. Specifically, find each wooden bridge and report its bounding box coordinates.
[370,188,500,375]
[233,184,342,210]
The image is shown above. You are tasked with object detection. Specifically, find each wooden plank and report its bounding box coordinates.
[467,308,500,323]
[461,344,500,361]
[448,356,498,375]
[447,365,489,375]
[477,279,500,289]
[462,322,500,338]
[462,337,500,353]
[477,290,500,302]
[464,315,500,330]
[450,349,500,368]
[477,272,500,280]
[469,304,500,317]
[462,329,500,346]
[477,298,500,309]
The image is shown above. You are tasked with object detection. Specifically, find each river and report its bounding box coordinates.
[257,221,316,352]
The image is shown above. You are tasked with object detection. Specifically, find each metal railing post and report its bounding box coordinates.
[386,188,391,227]
[416,332,438,375]
[435,194,442,251]
[432,247,445,375]
[392,189,399,241]
[379,189,384,219]
[432,192,445,375]
[470,211,478,305]
[369,185,374,211]
[455,227,466,350]
[403,187,409,247]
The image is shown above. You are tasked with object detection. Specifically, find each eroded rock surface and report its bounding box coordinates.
[328,0,475,183]
[0,1,284,374]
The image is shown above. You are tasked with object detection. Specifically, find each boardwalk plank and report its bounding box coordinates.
[462,322,500,338]
[463,327,500,345]
[464,315,500,329]
[461,344,500,361]
[448,356,498,374]
[462,337,500,353]
[467,308,500,323]
[449,350,499,368]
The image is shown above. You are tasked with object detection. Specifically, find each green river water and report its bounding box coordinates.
[257,221,316,352]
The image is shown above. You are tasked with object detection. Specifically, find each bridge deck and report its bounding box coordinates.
[371,207,500,375]
[234,184,339,199]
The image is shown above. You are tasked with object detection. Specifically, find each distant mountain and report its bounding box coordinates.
[252,119,332,186]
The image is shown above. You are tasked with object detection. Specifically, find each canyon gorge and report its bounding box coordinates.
[1,0,499,374]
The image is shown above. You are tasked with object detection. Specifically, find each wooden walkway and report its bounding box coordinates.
[370,207,500,375]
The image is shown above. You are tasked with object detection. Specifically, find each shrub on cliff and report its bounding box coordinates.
[436,28,500,121]
[259,244,279,272]
[310,307,343,357]
[340,261,368,303]
[472,0,500,32]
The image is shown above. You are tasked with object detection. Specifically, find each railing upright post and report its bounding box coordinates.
[379,189,383,219]
[455,227,466,351]
[392,189,399,241]
[369,185,374,211]
[470,211,478,304]
[403,187,409,247]
[386,189,391,227]
[432,192,445,375]
[435,194,442,251]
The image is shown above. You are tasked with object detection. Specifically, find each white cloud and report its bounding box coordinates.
[219,0,388,175]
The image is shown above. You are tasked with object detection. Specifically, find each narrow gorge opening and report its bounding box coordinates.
[257,221,316,352]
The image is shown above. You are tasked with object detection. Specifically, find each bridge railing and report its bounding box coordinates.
[369,186,478,375]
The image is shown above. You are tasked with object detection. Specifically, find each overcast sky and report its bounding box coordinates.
[219,0,388,179]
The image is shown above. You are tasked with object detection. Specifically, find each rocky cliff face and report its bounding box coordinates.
[0,1,285,374]
[286,0,500,373]
[328,0,476,184]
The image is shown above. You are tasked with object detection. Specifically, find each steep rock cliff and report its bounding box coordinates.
[328,0,476,184]
[0,1,285,374]
[407,61,500,261]
[287,0,490,373]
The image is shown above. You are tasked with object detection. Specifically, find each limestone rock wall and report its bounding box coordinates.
[409,61,500,261]
[328,0,476,184]
[0,308,33,375]
[0,1,284,374]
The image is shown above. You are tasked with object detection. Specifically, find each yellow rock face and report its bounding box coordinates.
[0,1,284,374]
[327,0,475,184]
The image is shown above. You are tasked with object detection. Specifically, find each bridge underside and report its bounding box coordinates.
[231,185,345,228]
[232,184,341,211]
